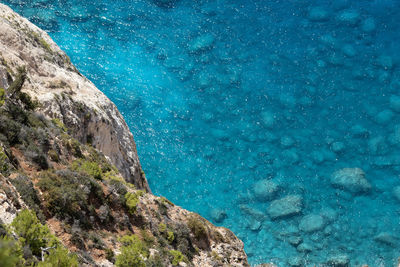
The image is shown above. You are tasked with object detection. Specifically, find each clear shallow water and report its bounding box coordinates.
[4,0,400,265]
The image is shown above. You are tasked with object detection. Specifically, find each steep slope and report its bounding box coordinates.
[0,4,248,267]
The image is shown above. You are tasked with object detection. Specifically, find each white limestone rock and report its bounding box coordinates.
[267,195,303,220]
[331,168,371,194]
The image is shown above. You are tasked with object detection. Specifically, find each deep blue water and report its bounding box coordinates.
[4,0,400,265]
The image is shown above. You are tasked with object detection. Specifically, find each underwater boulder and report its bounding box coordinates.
[331,141,345,153]
[151,0,179,8]
[209,208,227,223]
[389,95,400,112]
[336,9,361,25]
[361,17,376,33]
[374,232,397,247]
[330,168,371,194]
[253,179,279,202]
[296,242,312,253]
[267,194,303,220]
[341,44,356,57]
[392,186,400,202]
[377,55,393,70]
[374,109,394,125]
[326,254,350,267]
[261,111,275,128]
[288,256,303,267]
[299,214,325,233]
[280,136,295,148]
[307,7,330,22]
[188,33,215,53]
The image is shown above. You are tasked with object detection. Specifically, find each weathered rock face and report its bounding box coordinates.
[0,4,149,192]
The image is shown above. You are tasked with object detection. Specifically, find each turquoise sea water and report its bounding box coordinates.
[4,0,400,265]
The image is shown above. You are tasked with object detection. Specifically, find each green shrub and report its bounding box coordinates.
[7,66,26,97]
[24,144,48,170]
[169,250,188,266]
[48,149,59,162]
[167,231,175,243]
[37,246,78,267]
[125,191,144,214]
[0,87,4,107]
[0,146,9,175]
[188,215,208,240]
[51,118,67,132]
[71,159,103,180]
[10,175,45,222]
[0,236,23,267]
[158,223,167,233]
[105,248,115,263]
[11,209,58,256]
[38,170,103,221]
[115,235,148,267]
[140,229,155,247]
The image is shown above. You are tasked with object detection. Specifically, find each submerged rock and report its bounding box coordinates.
[288,236,302,247]
[389,95,400,112]
[210,208,227,223]
[327,254,350,267]
[308,7,330,21]
[336,9,360,25]
[393,186,400,202]
[288,256,302,267]
[374,232,397,247]
[299,214,325,233]
[253,179,279,201]
[261,111,275,128]
[296,242,312,253]
[377,55,394,70]
[267,195,303,220]
[331,168,371,194]
[361,17,376,33]
[239,205,266,222]
[188,33,215,53]
[374,109,394,125]
[151,0,179,8]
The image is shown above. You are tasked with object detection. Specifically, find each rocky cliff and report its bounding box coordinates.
[0,4,248,266]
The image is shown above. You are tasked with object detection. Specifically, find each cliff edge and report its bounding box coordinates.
[0,4,248,266]
[0,4,149,192]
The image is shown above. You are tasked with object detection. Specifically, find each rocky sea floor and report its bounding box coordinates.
[4,0,400,265]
